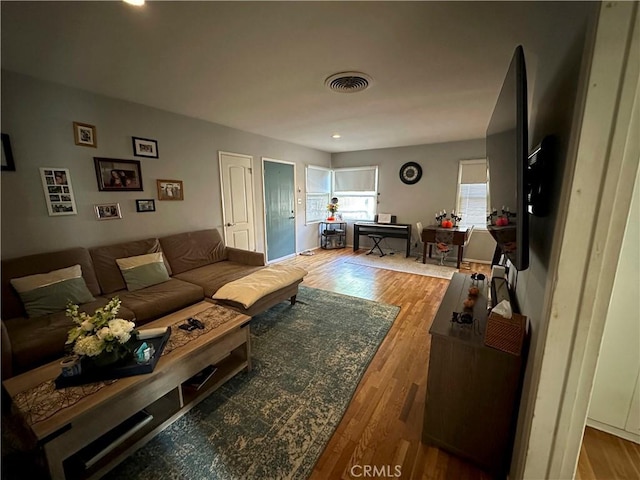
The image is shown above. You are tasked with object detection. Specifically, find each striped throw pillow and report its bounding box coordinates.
[10,264,96,318]
[116,252,170,292]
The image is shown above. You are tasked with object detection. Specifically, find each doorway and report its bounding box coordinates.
[219,151,256,251]
[262,158,296,262]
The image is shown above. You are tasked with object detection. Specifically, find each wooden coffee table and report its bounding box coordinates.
[2,301,251,480]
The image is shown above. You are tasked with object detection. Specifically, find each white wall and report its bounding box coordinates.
[331,139,496,261]
[0,71,331,258]
[587,168,640,442]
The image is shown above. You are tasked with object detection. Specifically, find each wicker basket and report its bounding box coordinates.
[485,312,526,356]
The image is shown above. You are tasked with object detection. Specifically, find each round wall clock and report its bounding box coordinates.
[399,162,423,185]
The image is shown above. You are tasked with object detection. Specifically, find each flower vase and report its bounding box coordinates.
[327,216,335,221]
[88,343,133,369]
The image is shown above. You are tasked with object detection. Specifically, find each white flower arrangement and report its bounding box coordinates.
[66,297,136,358]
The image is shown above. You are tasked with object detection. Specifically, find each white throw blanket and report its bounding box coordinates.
[211,265,308,308]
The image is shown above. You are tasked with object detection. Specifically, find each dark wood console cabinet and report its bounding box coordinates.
[422,273,527,478]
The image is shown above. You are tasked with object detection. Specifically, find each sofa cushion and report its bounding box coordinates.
[116,253,170,291]
[173,261,264,297]
[4,297,135,375]
[90,238,172,294]
[159,229,227,275]
[116,278,204,324]
[1,247,101,320]
[10,265,96,318]
[211,265,308,308]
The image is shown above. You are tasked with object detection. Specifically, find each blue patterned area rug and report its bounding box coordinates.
[101,286,399,479]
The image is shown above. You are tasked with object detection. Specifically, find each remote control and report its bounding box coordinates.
[188,317,205,329]
[179,323,196,332]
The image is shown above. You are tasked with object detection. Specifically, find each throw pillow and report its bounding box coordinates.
[116,252,170,291]
[10,264,96,318]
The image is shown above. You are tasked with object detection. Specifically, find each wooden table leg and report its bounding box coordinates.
[44,440,69,480]
[422,243,428,264]
[457,246,463,269]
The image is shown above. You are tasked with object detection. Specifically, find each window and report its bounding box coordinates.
[333,166,378,221]
[456,160,488,230]
[305,166,331,223]
[305,165,379,223]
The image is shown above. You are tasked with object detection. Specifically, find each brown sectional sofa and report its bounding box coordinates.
[159,229,265,297]
[1,247,136,378]
[89,237,205,323]
[1,228,274,379]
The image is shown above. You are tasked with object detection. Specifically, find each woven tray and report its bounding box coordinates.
[485,312,525,356]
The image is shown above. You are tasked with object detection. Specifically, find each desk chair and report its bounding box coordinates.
[462,225,475,265]
[435,229,454,265]
[415,221,425,261]
[366,234,386,257]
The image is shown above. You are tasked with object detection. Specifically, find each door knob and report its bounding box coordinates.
[226,222,235,227]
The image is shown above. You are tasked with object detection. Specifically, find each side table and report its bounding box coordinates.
[320,221,346,249]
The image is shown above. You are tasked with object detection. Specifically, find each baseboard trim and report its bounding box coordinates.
[269,252,298,264]
[462,258,492,265]
[586,418,640,444]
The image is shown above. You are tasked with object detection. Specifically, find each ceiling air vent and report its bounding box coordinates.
[325,72,372,93]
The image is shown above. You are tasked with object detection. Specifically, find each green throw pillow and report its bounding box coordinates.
[10,264,96,318]
[116,252,170,291]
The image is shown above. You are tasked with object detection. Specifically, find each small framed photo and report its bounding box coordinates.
[1,133,15,171]
[132,137,159,158]
[95,203,122,220]
[94,157,143,191]
[157,179,183,201]
[73,122,97,148]
[39,168,77,216]
[136,199,156,212]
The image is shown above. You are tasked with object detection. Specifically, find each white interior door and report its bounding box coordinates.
[219,151,256,251]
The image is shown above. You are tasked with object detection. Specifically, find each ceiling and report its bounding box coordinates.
[1,1,593,153]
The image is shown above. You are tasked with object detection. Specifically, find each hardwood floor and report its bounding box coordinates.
[577,427,640,480]
[280,248,493,479]
[281,248,639,480]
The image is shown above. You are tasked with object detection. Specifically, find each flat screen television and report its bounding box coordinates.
[486,45,529,271]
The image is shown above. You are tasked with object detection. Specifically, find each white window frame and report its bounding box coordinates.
[455,159,488,231]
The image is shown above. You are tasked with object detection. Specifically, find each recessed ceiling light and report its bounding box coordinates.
[331,134,341,139]
[123,0,145,6]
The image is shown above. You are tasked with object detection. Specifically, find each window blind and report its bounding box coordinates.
[334,167,377,193]
[457,160,488,229]
[460,161,488,184]
[306,166,331,193]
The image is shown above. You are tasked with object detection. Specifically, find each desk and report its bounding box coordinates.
[353,222,412,257]
[421,225,470,268]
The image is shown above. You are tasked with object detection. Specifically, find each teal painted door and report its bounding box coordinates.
[264,161,295,261]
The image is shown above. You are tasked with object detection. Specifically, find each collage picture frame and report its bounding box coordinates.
[39,168,77,216]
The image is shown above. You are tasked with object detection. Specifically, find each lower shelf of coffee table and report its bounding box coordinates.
[61,348,249,480]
